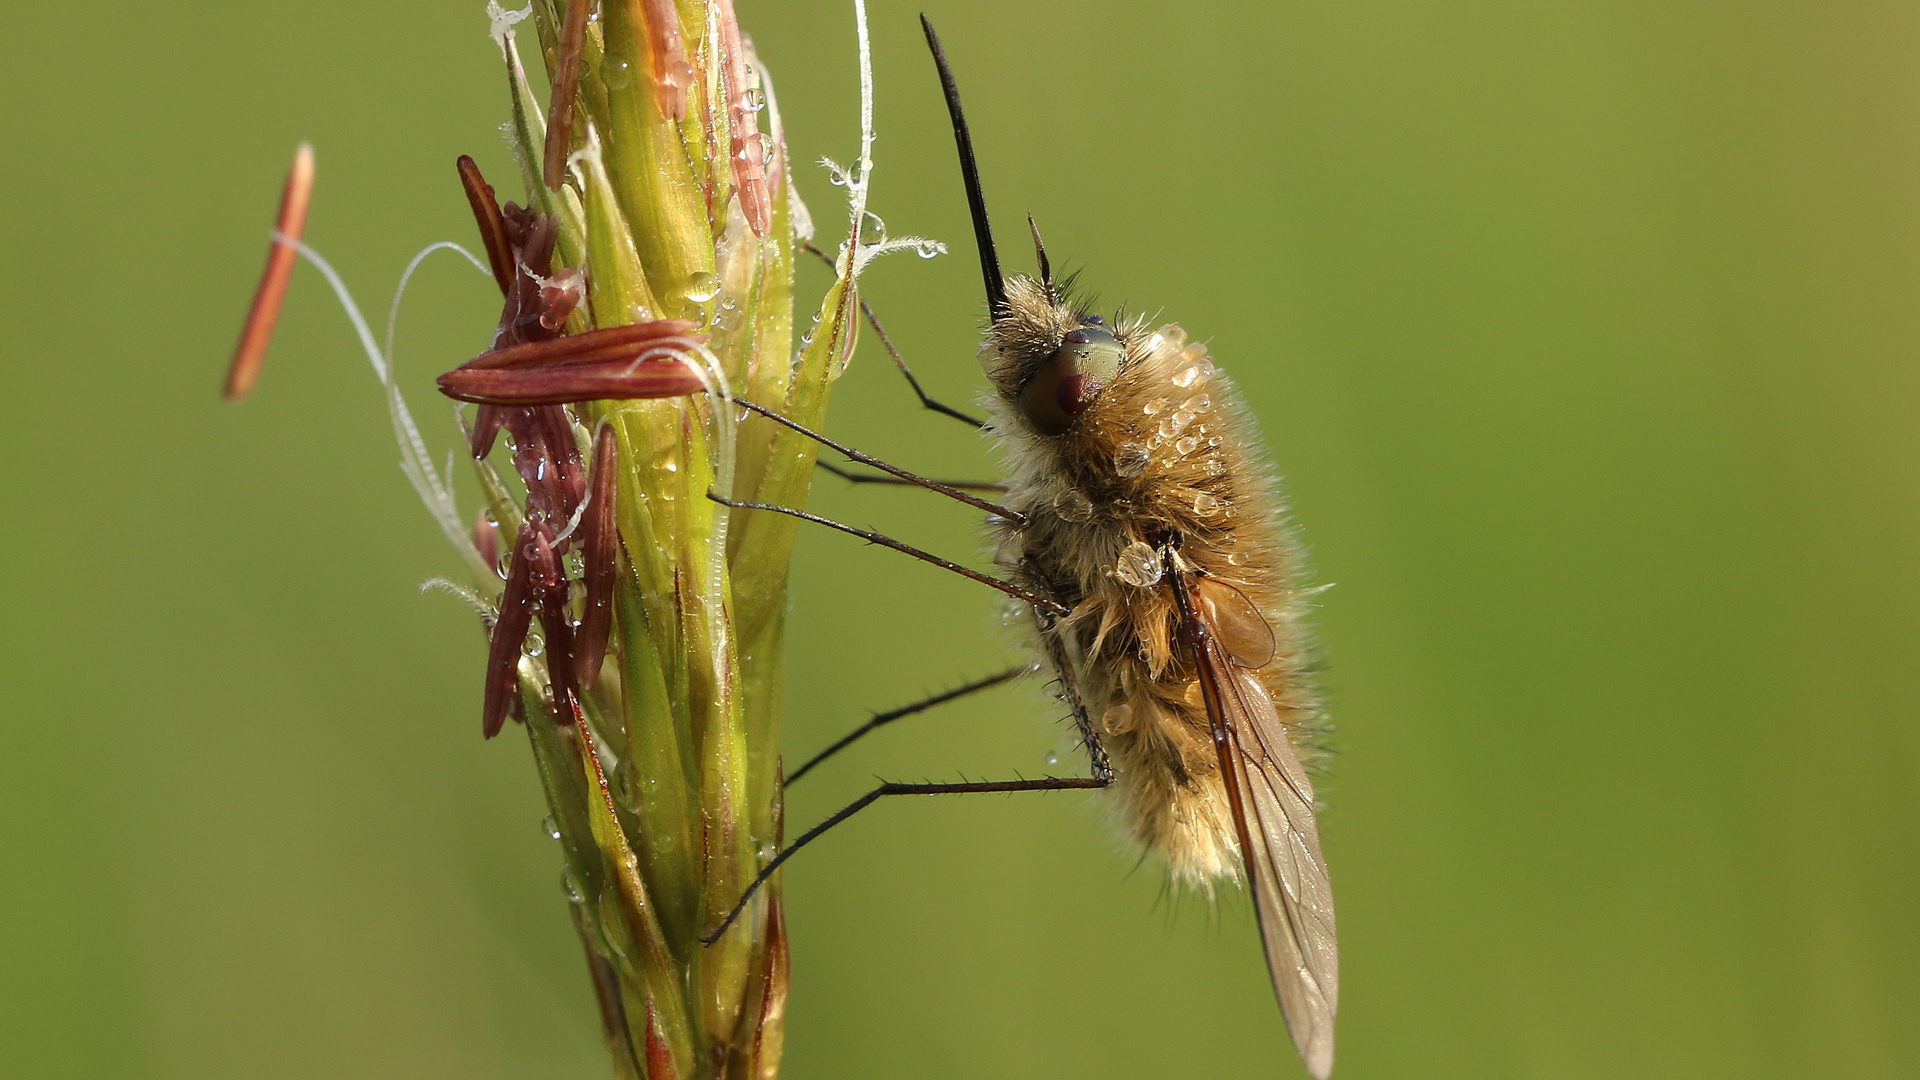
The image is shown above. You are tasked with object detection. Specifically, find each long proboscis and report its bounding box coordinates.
[920,14,1007,319]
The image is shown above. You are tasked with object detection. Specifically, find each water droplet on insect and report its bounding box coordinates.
[916,244,940,258]
[1193,492,1221,515]
[561,867,586,904]
[1114,541,1163,588]
[1142,399,1166,416]
[1185,394,1211,412]
[1227,551,1250,566]
[1172,366,1199,388]
[1208,436,1222,447]
[1115,443,1150,478]
[542,813,561,840]
[1175,435,1200,455]
[1056,489,1094,522]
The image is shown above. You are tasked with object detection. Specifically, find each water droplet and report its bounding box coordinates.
[1142,399,1166,416]
[597,890,631,962]
[1044,751,1060,766]
[1208,436,1222,447]
[685,271,721,303]
[757,132,776,157]
[1185,394,1211,412]
[1172,366,1200,388]
[561,867,586,904]
[1175,435,1200,455]
[564,550,586,577]
[524,631,546,658]
[1114,541,1163,588]
[1193,492,1221,515]
[542,813,561,840]
[662,461,678,473]
[1227,551,1250,566]
[1115,443,1150,478]
[1056,489,1094,522]
[601,56,633,90]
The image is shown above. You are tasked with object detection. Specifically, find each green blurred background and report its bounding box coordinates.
[4,0,1916,1076]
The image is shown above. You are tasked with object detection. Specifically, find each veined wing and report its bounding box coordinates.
[1175,569,1338,1079]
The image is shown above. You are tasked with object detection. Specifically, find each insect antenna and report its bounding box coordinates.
[1028,213,1051,290]
[920,15,1007,319]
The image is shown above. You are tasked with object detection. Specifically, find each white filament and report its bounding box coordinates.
[277,232,493,581]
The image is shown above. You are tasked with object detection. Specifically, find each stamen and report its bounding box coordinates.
[456,155,515,293]
[714,0,770,235]
[575,425,619,688]
[482,523,540,738]
[640,0,691,121]
[439,352,706,406]
[224,143,314,401]
[542,0,592,191]
[457,320,700,370]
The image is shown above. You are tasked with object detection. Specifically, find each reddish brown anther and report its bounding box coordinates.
[525,526,579,726]
[575,424,620,687]
[469,403,507,458]
[440,357,706,407]
[457,155,515,295]
[482,523,542,738]
[714,0,770,236]
[473,508,501,573]
[506,405,588,526]
[542,0,592,191]
[640,0,691,122]
[458,321,699,371]
[225,143,315,401]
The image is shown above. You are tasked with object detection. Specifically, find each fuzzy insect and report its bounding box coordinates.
[938,22,1339,1075]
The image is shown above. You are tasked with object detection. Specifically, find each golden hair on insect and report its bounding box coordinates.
[921,13,1341,1078]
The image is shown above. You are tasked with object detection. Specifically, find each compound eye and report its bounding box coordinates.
[1017,326,1126,436]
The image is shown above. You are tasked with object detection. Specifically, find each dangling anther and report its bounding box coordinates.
[224,143,315,401]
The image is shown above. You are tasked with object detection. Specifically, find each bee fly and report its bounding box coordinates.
[709,15,1338,1077]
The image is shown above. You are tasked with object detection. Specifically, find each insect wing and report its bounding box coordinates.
[1177,571,1338,1078]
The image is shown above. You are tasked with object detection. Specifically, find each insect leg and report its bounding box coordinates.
[814,459,1006,493]
[785,666,1030,786]
[702,770,1110,943]
[1035,612,1113,785]
[708,492,1067,615]
[801,241,985,429]
[732,396,1023,523]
